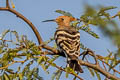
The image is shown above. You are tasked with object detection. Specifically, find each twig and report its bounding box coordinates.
[53,63,83,80]
[6,0,10,8]
[0,60,26,70]
[79,60,120,80]
[87,49,99,65]
[0,62,15,70]
[87,51,120,74]
[102,61,107,71]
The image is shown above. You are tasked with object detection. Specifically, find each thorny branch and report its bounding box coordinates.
[0,0,120,80]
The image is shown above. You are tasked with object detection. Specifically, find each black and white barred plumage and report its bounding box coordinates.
[54,27,83,73]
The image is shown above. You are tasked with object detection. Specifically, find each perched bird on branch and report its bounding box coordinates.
[43,16,83,73]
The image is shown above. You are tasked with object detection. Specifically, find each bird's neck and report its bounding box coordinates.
[57,25,77,31]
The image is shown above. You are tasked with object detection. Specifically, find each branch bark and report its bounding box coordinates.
[6,0,10,8]
[79,60,120,80]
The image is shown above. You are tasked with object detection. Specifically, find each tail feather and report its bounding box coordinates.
[67,60,83,73]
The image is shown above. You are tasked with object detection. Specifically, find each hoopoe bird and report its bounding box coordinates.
[43,16,83,73]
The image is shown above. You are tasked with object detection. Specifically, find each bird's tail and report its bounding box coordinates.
[67,60,83,73]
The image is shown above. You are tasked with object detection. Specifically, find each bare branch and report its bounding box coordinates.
[0,7,43,45]
[87,49,99,65]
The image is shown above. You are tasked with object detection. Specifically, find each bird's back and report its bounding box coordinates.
[54,26,80,60]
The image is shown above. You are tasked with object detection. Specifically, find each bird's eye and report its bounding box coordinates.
[61,18,64,21]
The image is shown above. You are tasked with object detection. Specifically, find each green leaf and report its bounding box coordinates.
[65,72,69,78]
[98,6,117,19]
[84,5,97,17]
[99,6,117,12]
[47,60,57,67]
[18,73,23,80]
[51,70,62,80]
[55,10,73,17]
[17,66,21,72]
[88,68,95,77]
[56,70,62,80]
[53,43,57,49]
[43,37,54,45]
[78,26,99,39]
[49,55,59,63]
[3,72,10,80]
[65,67,73,78]
[51,72,56,80]
[37,56,44,64]
[51,63,56,67]
[41,63,46,71]
[80,43,87,50]
[94,70,101,80]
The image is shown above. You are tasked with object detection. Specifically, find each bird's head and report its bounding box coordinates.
[43,16,78,27]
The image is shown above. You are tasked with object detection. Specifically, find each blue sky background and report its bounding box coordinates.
[0,0,120,80]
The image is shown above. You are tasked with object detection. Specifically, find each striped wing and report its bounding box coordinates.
[54,28,80,60]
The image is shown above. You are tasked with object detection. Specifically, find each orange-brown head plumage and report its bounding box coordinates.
[55,16,77,27]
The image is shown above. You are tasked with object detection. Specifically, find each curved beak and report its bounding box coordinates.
[42,19,55,22]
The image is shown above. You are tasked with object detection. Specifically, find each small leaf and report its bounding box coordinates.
[65,67,72,78]
[80,43,87,50]
[37,56,44,64]
[19,73,23,80]
[56,70,62,80]
[41,63,47,71]
[43,37,54,45]
[78,26,99,39]
[65,72,69,78]
[94,70,101,80]
[70,21,80,28]
[51,70,62,80]
[87,68,95,77]
[99,6,117,12]
[3,72,10,80]
[55,10,73,17]
[0,34,2,40]
[51,63,56,67]
[53,43,57,49]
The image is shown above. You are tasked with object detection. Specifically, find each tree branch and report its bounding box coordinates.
[54,64,83,80]
[0,7,43,45]
[6,0,10,8]
[79,60,120,80]
[0,62,15,70]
